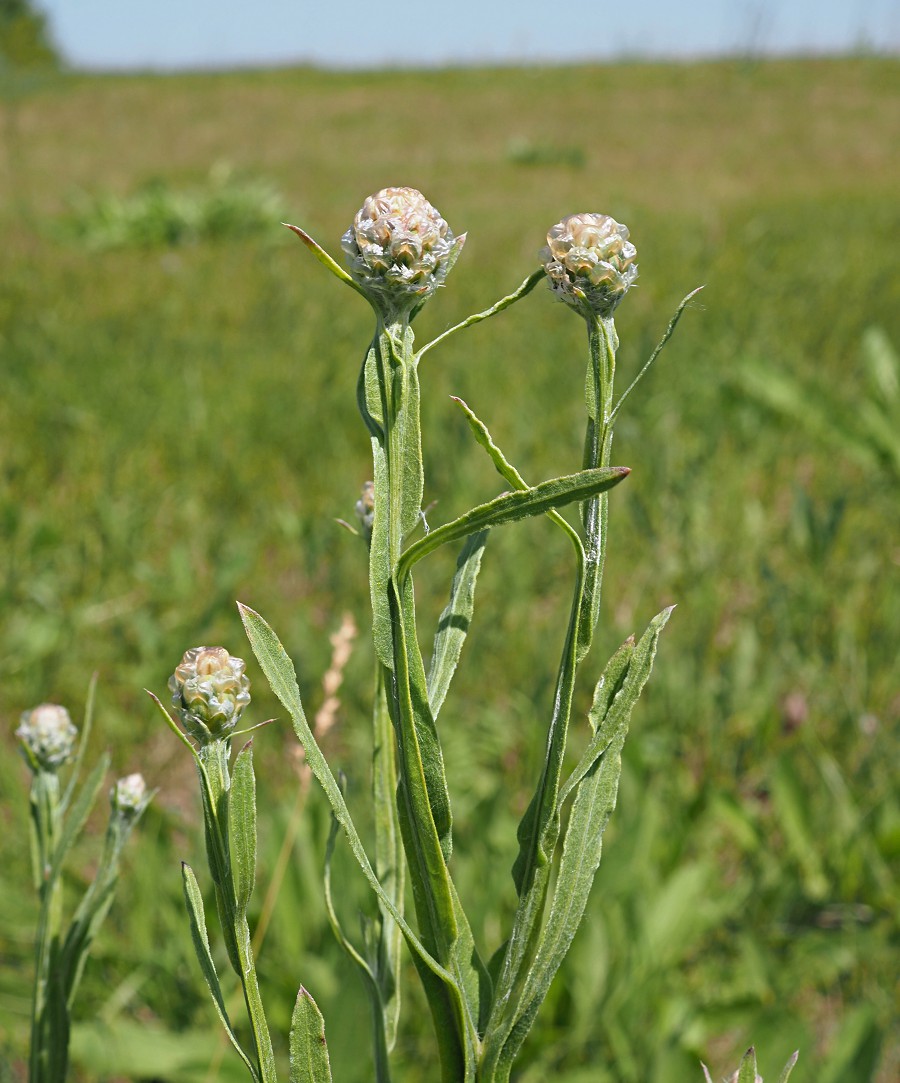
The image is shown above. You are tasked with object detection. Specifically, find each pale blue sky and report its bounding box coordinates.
[40,1,900,70]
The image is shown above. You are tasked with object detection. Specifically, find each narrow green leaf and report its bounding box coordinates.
[428,529,489,718]
[486,610,672,1076]
[452,396,527,490]
[289,987,333,1083]
[392,571,486,1056]
[242,600,476,1077]
[238,603,459,989]
[416,267,545,362]
[777,1052,800,1083]
[611,287,704,421]
[483,527,587,1078]
[50,754,110,878]
[398,466,629,581]
[737,1047,759,1083]
[388,577,455,899]
[45,971,71,1083]
[371,670,403,1053]
[560,608,673,806]
[147,690,199,758]
[180,863,259,1082]
[452,395,581,548]
[284,222,367,299]
[391,329,425,544]
[61,672,98,814]
[229,740,257,916]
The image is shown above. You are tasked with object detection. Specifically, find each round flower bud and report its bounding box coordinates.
[355,480,375,542]
[169,646,251,743]
[16,703,78,771]
[541,213,638,318]
[341,187,462,317]
[112,773,149,818]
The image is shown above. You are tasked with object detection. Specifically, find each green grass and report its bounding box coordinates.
[1,57,898,1082]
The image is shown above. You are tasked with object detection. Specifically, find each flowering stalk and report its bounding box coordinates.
[239,190,696,1082]
[158,646,281,1083]
[16,690,149,1083]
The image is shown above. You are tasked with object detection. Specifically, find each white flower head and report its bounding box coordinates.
[16,703,78,771]
[342,187,463,317]
[541,212,638,318]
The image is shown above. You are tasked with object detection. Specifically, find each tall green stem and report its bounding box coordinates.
[28,772,62,1083]
[197,741,277,1083]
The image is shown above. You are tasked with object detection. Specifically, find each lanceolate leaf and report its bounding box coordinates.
[360,336,395,670]
[390,579,489,1053]
[482,609,672,1078]
[289,988,333,1083]
[181,863,258,1082]
[495,609,673,1072]
[228,741,257,917]
[737,1047,760,1083]
[372,670,404,1053]
[428,529,489,719]
[283,222,366,299]
[398,466,629,580]
[560,607,674,806]
[237,605,467,995]
[360,326,426,669]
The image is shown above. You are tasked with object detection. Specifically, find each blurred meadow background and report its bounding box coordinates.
[1,10,899,1081]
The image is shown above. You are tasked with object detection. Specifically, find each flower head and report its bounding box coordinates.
[541,212,637,318]
[169,646,251,743]
[111,773,149,819]
[342,187,462,318]
[16,703,78,772]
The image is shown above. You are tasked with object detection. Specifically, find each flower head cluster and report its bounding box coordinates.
[342,187,461,317]
[541,213,637,318]
[169,646,251,743]
[16,703,78,772]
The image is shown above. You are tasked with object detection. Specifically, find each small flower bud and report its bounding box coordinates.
[541,212,638,318]
[342,187,463,318]
[355,480,375,543]
[111,773,149,818]
[169,646,251,743]
[16,703,78,771]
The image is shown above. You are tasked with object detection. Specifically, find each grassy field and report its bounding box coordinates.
[1,57,898,1082]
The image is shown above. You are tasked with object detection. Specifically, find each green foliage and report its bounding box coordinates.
[0,0,58,69]
[0,56,897,1083]
[506,138,586,169]
[62,164,287,250]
